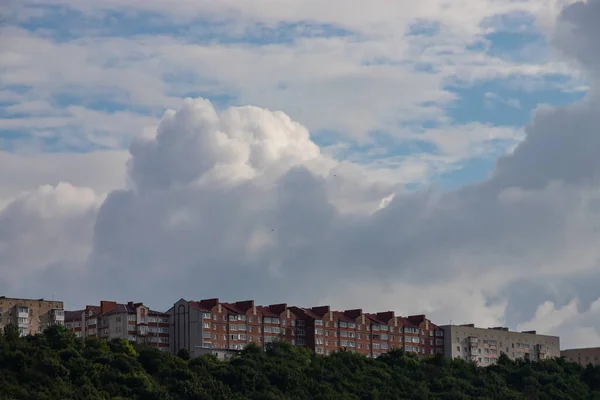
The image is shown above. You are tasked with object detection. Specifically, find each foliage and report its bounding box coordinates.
[1,325,599,399]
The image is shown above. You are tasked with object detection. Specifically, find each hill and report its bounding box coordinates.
[0,325,599,399]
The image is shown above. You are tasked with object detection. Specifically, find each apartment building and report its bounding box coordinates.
[65,300,170,350]
[562,347,600,367]
[168,298,301,359]
[0,296,64,336]
[169,298,444,359]
[290,306,445,358]
[441,324,560,366]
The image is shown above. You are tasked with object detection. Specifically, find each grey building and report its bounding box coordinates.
[441,324,560,366]
[562,347,600,366]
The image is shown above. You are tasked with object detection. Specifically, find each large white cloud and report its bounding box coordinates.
[2,0,600,349]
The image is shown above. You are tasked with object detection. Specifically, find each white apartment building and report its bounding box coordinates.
[441,324,560,366]
[65,300,170,350]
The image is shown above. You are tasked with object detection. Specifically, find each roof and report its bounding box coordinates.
[333,311,354,322]
[256,306,278,318]
[397,317,419,328]
[188,301,210,312]
[221,303,244,315]
[64,310,85,322]
[365,313,386,325]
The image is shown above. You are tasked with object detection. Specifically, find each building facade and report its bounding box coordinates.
[65,300,170,350]
[0,296,64,336]
[290,306,445,358]
[562,347,600,367]
[441,324,560,366]
[169,298,444,359]
[168,298,301,358]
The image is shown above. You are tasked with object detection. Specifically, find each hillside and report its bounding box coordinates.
[0,325,599,400]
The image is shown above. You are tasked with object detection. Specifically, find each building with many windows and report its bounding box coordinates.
[0,296,64,336]
[562,347,600,366]
[168,298,302,359]
[290,306,445,358]
[65,300,170,350]
[441,324,560,366]
[168,298,444,359]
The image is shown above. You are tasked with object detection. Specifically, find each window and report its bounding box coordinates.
[315,319,323,325]
[272,327,280,334]
[264,317,272,324]
[339,321,348,328]
[297,329,306,336]
[457,346,461,352]
[297,320,305,326]
[340,331,348,337]
[213,314,217,321]
[264,326,272,333]
[435,330,444,337]
[116,317,122,323]
[436,339,443,345]
[127,315,136,321]
[247,316,253,323]
[357,333,361,339]
[297,339,306,345]
[348,323,356,329]
[203,332,211,338]
[203,313,211,319]
[203,322,210,329]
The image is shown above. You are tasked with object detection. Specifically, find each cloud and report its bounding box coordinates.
[0,182,101,295]
[0,150,128,200]
[2,0,600,350]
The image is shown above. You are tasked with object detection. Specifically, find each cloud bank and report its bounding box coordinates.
[1,0,600,349]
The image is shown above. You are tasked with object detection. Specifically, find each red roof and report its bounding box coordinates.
[256,305,278,318]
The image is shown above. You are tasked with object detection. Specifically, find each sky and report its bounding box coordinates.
[1,0,600,349]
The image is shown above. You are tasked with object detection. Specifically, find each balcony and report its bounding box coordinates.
[50,309,64,321]
[18,309,29,319]
[137,325,149,336]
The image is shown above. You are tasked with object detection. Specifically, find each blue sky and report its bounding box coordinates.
[0,1,586,188]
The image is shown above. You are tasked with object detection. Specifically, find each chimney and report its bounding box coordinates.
[100,301,117,314]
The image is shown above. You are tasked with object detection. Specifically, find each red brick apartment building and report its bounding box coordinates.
[65,301,170,350]
[169,298,445,359]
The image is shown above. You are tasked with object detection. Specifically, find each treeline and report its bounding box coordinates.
[0,325,599,400]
